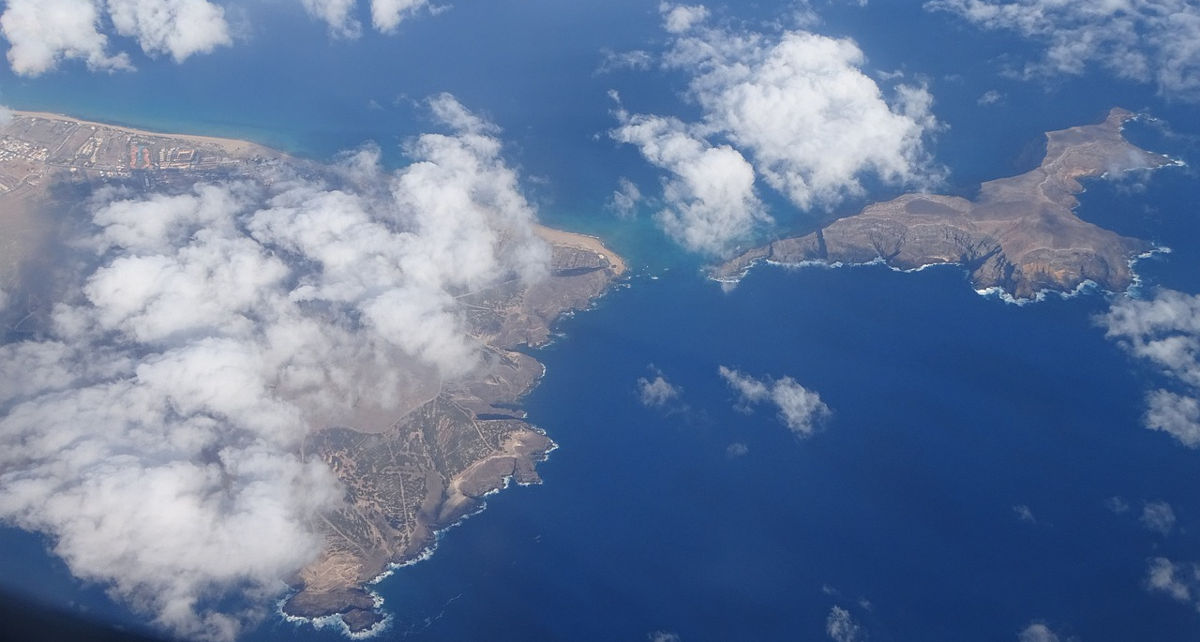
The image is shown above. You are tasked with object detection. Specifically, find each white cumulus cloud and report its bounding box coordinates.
[665,14,942,211]
[0,95,549,641]
[926,0,1200,99]
[661,2,709,34]
[1146,557,1200,608]
[1145,389,1200,446]
[719,365,831,437]
[107,0,231,61]
[298,0,360,36]
[299,0,434,36]
[1098,289,1200,448]
[612,3,942,255]
[0,0,130,74]
[370,0,430,32]
[637,368,682,409]
[612,107,770,255]
[598,48,653,74]
[0,0,230,76]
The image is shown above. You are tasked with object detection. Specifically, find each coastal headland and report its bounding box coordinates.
[285,223,624,632]
[714,108,1179,300]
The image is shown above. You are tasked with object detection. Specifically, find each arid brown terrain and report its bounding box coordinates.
[715,108,1177,299]
[284,234,623,631]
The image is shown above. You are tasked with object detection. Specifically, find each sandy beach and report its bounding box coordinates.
[534,224,627,276]
[10,110,274,158]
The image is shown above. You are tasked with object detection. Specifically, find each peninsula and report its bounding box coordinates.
[0,112,625,633]
[285,228,623,632]
[714,108,1177,299]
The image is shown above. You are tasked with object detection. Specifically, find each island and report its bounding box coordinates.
[713,108,1179,300]
[0,111,625,633]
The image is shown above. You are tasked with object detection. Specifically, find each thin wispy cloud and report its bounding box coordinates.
[1013,504,1037,523]
[726,442,749,457]
[977,89,1004,105]
[1146,557,1200,609]
[609,177,644,218]
[927,0,1200,100]
[826,605,865,642]
[1140,500,1177,536]
[718,366,831,437]
[1018,622,1062,642]
[1107,496,1131,514]
[597,48,653,74]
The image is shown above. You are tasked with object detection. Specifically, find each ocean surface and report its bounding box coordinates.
[1,1,1199,640]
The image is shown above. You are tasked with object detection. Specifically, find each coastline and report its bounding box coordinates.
[1,108,629,638]
[534,224,628,277]
[747,243,1172,306]
[9,110,278,158]
[7,111,634,285]
[279,436,557,639]
[711,108,1185,300]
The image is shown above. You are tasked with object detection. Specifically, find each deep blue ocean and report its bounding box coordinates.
[2,1,1199,640]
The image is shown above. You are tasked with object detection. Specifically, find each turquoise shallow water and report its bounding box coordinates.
[1,1,1199,640]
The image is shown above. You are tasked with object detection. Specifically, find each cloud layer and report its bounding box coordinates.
[0,0,231,75]
[1098,289,1200,447]
[927,0,1200,99]
[719,366,831,437]
[613,3,941,255]
[0,95,548,640]
[0,0,443,75]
